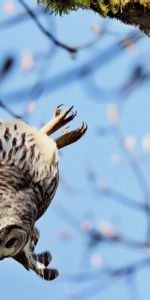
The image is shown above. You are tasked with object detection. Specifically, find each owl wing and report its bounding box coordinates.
[13,227,59,281]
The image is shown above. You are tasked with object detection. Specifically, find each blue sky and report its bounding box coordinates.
[0,1,150,299]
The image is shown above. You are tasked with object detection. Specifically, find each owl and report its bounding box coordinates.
[0,105,87,280]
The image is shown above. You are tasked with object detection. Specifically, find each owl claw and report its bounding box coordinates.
[40,105,77,136]
[54,104,63,117]
[55,122,88,149]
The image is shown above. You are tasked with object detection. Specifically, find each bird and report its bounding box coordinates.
[0,105,87,280]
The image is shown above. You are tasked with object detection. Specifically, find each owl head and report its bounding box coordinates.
[0,224,28,259]
[0,191,37,260]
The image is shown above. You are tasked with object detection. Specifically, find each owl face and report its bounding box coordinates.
[0,225,28,259]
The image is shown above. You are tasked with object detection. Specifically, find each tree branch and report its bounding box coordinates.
[37,0,150,34]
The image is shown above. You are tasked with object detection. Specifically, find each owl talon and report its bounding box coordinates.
[40,105,77,136]
[55,122,88,149]
[54,104,63,117]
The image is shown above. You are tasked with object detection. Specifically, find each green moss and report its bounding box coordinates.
[37,0,91,14]
[37,0,150,15]
[97,0,121,17]
[37,0,133,17]
[37,0,150,35]
[140,27,150,36]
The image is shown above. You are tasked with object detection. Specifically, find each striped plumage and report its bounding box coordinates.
[0,105,87,280]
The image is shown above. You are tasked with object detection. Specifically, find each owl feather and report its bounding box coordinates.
[0,105,87,280]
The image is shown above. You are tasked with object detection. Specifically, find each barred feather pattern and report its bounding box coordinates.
[0,119,60,280]
[14,227,58,281]
[0,119,59,225]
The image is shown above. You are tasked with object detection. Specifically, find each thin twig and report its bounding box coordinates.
[0,7,42,30]
[1,30,143,102]
[114,128,150,240]
[18,0,78,53]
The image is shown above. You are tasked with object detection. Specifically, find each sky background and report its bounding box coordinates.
[0,1,150,299]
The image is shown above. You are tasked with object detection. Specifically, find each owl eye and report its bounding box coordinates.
[5,237,18,248]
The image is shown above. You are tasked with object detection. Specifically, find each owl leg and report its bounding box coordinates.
[55,122,87,149]
[40,105,77,136]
